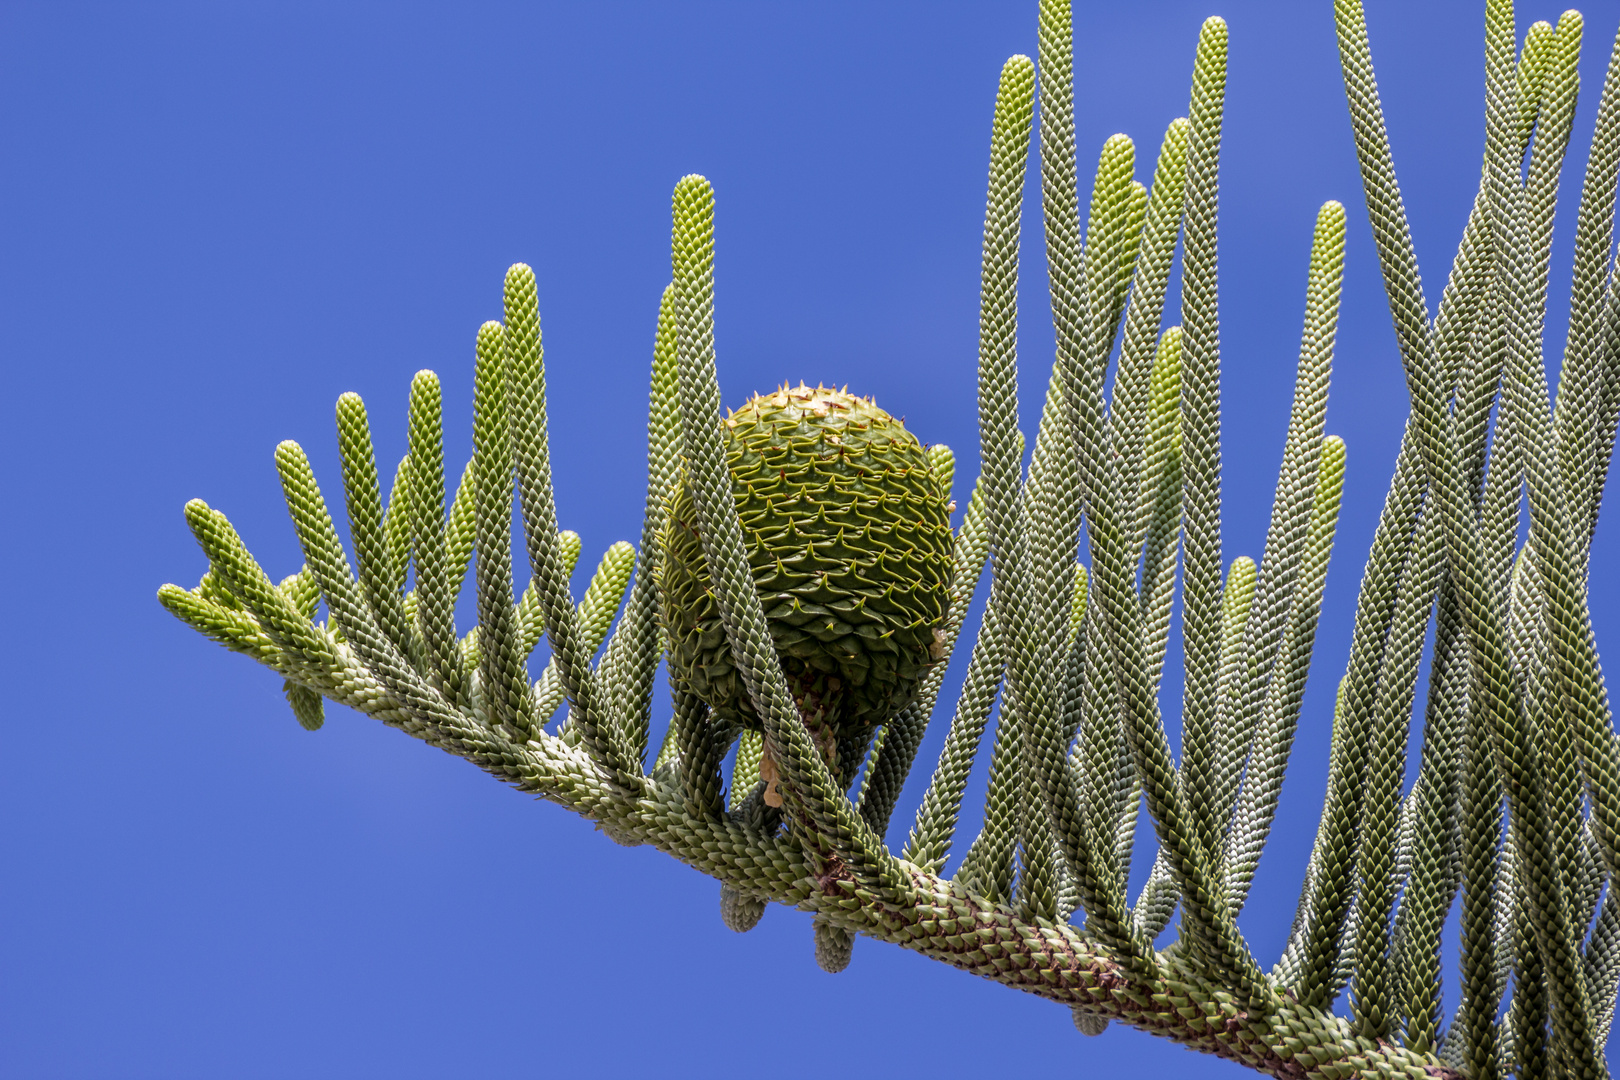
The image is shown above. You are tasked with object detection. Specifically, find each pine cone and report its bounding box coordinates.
[661,384,953,767]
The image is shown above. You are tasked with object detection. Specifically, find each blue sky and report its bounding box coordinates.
[1,1,1616,1077]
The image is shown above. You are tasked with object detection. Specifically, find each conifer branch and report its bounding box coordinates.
[157,2,1620,1074]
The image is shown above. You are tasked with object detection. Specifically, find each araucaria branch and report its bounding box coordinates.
[160,2,1620,1076]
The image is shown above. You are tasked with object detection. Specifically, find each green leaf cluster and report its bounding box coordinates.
[159,1,1620,1075]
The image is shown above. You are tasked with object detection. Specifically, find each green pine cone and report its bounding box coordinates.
[661,384,954,750]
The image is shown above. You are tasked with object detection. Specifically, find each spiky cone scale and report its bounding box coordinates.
[661,384,954,800]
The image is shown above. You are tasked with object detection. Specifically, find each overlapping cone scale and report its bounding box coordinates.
[661,384,954,742]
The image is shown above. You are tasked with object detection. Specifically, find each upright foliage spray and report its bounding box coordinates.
[160,1,1620,1075]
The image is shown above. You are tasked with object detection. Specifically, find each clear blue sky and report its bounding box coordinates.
[2,2,1616,1077]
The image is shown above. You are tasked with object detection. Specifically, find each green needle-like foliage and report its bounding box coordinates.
[159,2,1620,1076]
